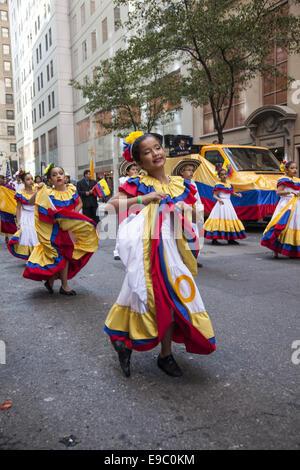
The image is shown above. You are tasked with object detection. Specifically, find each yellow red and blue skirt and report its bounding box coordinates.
[104,175,216,355]
[7,191,39,260]
[204,184,246,240]
[261,178,300,257]
[0,185,17,236]
[23,185,99,281]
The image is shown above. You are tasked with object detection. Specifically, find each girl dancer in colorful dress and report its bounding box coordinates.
[261,161,300,258]
[23,165,99,295]
[204,168,246,245]
[104,132,215,378]
[7,172,39,260]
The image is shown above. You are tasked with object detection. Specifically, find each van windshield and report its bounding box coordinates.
[224,147,281,171]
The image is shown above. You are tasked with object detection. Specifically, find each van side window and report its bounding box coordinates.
[204,150,224,167]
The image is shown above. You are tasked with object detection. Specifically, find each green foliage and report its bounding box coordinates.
[115,0,300,142]
[70,44,182,137]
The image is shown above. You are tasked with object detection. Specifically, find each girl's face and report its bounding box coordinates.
[138,137,166,172]
[180,165,195,181]
[49,167,65,187]
[35,176,42,184]
[286,163,297,177]
[219,170,227,181]
[24,173,34,188]
[127,165,139,177]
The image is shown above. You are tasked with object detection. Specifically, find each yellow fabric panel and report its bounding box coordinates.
[279,227,300,245]
[105,304,158,340]
[263,196,298,235]
[142,205,157,315]
[0,186,17,214]
[190,310,215,340]
[138,175,187,198]
[48,184,77,201]
[204,218,245,232]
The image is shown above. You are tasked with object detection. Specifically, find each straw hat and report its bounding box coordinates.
[119,160,138,177]
[171,158,201,176]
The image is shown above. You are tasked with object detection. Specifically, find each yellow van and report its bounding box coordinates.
[165,143,298,221]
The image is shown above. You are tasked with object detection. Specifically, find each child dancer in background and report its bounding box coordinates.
[113,160,139,260]
[23,164,99,296]
[171,158,204,267]
[104,132,215,378]
[204,168,246,245]
[261,161,300,258]
[8,172,39,260]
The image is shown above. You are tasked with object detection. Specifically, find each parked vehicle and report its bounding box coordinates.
[165,143,298,221]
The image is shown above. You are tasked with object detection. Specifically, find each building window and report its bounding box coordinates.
[76,118,90,144]
[3,44,9,55]
[7,126,15,136]
[72,14,77,36]
[73,49,78,70]
[47,64,50,81]
[114,6,121,31]
[49,27,52,46]
[48,127,58,150]
[91,30,96,53]
[50,60,53,77]
[0,10,8,21]
[82,40,87,62]
[90,0,95,15]
[5,77,11,88]
[5,93,13,104]
[52,91,55,108]
[6,110,14,120]
[2,27,9,38]
[33,138,39,157]
[263,43,288,106]
[10,143,17,152]
[41,134,46,154]
[81,3,86,26]
[203,91,246,134]
[102,17,108,43]
[45,33,48,51]
[4,61,11,72]
[48,94,51,111]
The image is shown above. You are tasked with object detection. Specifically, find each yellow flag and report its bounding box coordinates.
[90,157,95,180]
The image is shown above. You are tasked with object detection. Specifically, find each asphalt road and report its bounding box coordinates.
[0,226,299,450]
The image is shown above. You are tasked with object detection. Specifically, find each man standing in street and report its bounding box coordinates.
[77,170,99,223]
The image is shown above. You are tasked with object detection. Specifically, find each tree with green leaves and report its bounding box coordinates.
[70,45,182,137]
[116,0,300,143]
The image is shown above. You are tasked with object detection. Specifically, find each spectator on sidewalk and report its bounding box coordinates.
[77,170,99,223]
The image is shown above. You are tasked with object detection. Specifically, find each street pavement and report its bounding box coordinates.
[0,225,299,450]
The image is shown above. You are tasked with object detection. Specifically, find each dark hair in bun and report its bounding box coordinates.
[284,161,294,170]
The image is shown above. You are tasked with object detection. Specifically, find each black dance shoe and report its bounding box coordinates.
[228,239,239,245]
[44,280,54,294]
[113,340,132,377]
[59,287,77,296]
[157,354,183,377]
[211,239,221,245]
